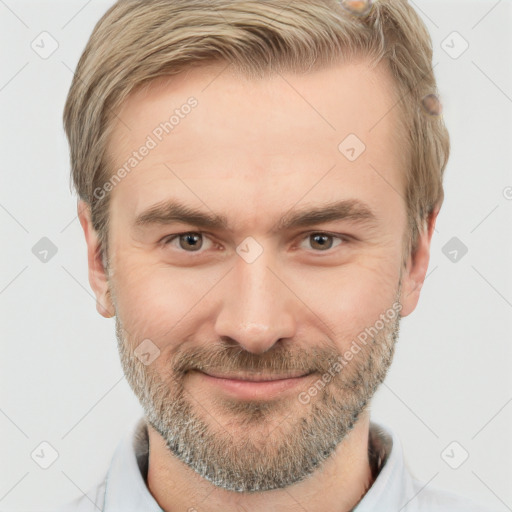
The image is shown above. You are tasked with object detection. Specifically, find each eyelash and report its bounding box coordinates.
[161,231,348,254]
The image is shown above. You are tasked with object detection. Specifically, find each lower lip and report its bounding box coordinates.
[197,371,313,400]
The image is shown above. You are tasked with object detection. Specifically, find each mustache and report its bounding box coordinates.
[170,342,344,376]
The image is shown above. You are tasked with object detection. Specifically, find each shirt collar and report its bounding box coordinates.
[103,417,163,512]
[103,415,410,512]
[353,418,416,511]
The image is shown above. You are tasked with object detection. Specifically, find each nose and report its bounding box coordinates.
[214,248,297,354]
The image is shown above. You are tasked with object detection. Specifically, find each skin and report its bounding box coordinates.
[78,58,438,511]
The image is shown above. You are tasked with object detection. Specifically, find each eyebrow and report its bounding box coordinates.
[133,198,378,233]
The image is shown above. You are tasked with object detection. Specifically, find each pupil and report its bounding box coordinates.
[182,233,202,251]
[312,234,331,250]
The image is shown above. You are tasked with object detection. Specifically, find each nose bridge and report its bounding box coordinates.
[214,247,296,354]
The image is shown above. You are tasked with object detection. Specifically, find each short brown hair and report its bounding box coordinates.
[63,0,450,265]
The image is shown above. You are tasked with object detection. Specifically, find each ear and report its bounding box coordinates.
[400,208,439,317]
[77,200,115,318]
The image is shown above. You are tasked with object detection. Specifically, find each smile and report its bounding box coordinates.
[195,370,314,400]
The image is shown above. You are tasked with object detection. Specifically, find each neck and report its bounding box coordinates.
[146,410,374,512]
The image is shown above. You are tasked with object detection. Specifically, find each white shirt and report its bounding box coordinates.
[57,416,495,511]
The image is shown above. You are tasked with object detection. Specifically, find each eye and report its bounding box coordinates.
[162,232,213,252]
[161,231,347,255]
[298,232,345,252]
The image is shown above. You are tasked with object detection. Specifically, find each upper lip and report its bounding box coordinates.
[200,370,312,382]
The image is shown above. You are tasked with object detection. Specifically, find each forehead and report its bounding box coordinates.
[105,59,407,227]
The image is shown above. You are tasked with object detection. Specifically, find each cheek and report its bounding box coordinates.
[111,253,220,342]
[289,252,401,347]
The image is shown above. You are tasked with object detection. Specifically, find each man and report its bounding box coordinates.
[58,0,493,510]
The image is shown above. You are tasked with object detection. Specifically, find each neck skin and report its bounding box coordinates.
[146,409,374,512]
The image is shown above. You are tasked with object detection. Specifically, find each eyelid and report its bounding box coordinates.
[298,230,351,241]
[161,231,215,251]
[296,231,349,250]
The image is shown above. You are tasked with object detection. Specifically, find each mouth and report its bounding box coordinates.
[201,370,313,381]
[194,370,315,400]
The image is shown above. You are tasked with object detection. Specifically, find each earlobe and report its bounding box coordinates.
[77,200,116,318]
[400,208,440,317]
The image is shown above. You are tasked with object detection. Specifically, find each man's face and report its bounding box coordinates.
[90,59,418,492]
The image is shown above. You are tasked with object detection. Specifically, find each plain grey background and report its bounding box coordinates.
[1,0,511,510]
